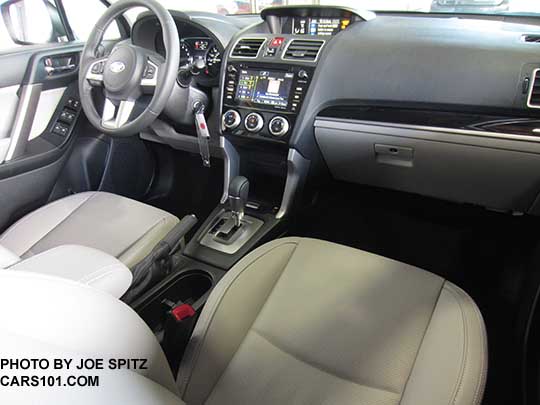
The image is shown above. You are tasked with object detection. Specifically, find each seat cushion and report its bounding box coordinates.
[0,191,179,268]
[178,237,487,405]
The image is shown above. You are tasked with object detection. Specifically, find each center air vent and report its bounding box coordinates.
[527,69,540,108]
[283,40,325,62]
[231,38,265,58]
[523,34,540,43]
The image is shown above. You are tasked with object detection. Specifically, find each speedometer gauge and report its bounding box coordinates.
[205,45,222,77]
[180,42,193,67]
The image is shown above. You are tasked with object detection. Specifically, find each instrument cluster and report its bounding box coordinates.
[180,37,222,79]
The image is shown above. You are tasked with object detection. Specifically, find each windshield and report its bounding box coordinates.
[148,0,540,17]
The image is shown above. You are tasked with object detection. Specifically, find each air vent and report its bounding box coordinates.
[528,69,540,108]
[283,40,325,62]
[231,38,265,58]
[523,34,540,43]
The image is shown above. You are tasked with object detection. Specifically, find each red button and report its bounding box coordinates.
[171,304,195,321]
[200,123,206,130]
[270,37,285,48]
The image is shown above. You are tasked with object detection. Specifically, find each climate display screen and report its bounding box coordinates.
[291,17,351,36]
[235,69,295,108]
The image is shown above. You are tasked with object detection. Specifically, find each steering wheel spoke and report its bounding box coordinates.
[141,59,160,90]
[86,58,108,86]
[102,98,135,129]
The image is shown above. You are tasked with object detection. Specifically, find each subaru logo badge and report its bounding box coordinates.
[110,61,125,73]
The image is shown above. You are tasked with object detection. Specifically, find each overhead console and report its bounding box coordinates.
[220,6,374,144]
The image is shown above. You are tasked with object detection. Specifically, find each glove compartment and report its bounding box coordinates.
[314,117,540,214]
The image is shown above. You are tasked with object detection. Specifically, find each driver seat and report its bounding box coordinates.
[0,191,179,286]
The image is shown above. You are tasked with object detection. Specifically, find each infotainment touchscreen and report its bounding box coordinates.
[235,69,295,108]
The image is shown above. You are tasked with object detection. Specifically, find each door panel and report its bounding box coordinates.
[0,43,84,231]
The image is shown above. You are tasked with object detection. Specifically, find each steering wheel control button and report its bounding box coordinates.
[144,64,156,79]
[223,110,241,130]
[91,61,105,74]
[269,116,290,137]
[245,113,264,133]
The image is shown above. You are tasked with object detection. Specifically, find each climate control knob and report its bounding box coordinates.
[268,116,290,137]
[244,113,264,133]
[222,110,241,130]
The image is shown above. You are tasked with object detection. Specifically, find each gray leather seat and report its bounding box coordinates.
[0,191,178,296]
[0,237,487,404]
[0,191,179,268]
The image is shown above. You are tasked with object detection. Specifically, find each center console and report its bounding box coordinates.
[129,6,372,370]
[182,6,369,269]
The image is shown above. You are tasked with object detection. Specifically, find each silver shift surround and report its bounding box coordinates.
[200,212,264,255]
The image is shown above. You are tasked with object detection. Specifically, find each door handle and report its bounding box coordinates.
[44,64,76,75]
[44,54,78,76]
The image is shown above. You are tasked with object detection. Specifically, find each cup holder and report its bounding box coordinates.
[138,270,213,331]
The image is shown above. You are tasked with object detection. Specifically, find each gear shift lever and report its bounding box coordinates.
[229,176,249,227]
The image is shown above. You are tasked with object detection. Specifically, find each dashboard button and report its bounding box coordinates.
[244,113,264,133]
[298,70,309,80]
[222,110,241,130]
[269,116,289,137]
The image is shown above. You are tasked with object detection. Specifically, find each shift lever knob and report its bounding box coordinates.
[229,176,249,226]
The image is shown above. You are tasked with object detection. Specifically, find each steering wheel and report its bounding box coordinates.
[79,0,180,137]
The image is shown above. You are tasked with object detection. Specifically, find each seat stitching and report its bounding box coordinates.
[2,192,98,256]
[447,283,487,405]
[179,240,299,399]
[78,264,124,284]
[0,192,96,244]
[444,284,469,405]
[80,268,122,285]
[398,280,445,404]
[252,328,402,396]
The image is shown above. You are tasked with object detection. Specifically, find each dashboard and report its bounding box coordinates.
[133,6,540,217]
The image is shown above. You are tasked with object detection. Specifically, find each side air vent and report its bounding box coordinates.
[231,38,265,58]
[528,69,540,108]
[283,40,325,62]
[523,34,540,43]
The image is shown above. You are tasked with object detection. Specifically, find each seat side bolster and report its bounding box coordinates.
[177,237,302,404]
[400,281,488,405]
[0,192,97,257]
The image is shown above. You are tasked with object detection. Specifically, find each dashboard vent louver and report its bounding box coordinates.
[231,38,265,58]
[283,40,325,62]
[528,70,540,108]
[523,35,540,43]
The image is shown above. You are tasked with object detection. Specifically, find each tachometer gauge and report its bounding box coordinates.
[205,45,222,77]
[180,42,193,67]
